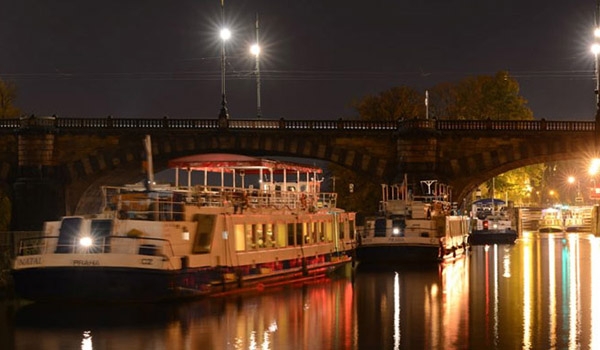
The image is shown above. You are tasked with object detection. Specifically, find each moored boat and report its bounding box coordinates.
[356,175,470,264]
[537,207,564,233]
[469,200,518,245]
[563,206,592,232]
[11,137,357,302]
[469,214,518,245]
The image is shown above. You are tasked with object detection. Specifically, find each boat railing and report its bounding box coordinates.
[102,185,337,218]
[362,225,441,239]
[16,235,175,257]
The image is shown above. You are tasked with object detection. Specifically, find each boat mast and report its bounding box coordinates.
[143,135,154,191]
[491,177,495,215]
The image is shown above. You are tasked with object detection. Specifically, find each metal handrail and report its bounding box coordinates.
[2,116,595,132]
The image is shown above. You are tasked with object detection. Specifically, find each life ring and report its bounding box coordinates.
[256,283,264,291]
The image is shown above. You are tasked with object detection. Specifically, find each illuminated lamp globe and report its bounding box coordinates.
[250,44,260,56]
[220,28,231,41]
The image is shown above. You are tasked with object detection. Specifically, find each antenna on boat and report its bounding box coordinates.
[143,135,155,191]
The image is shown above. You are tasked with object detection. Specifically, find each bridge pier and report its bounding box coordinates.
[12,117,65,230]
[13,176,64,230]
[396,122,440,183]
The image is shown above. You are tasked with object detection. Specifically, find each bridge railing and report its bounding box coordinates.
[0,116,596,132]
[436,119,595,131]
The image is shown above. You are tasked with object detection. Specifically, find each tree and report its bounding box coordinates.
[478,165,545,206]
[0,78,21,119]
[352,86,424,121]
[0,189,11,231]
[430,71,533,120]
[336,71,538,215]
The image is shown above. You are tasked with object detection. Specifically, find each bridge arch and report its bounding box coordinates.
[2,116,598,229]
[68,133,395,214]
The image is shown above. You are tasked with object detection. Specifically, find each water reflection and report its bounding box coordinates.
[9,274,356,350]
[354,259,470,349]
[5,234,600,349]
[470,232,600,349]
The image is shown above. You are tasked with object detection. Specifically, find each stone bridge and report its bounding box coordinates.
[0,115,596,229]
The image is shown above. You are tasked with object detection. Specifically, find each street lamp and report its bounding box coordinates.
[219,2,231,120]
[592,41,600,107]
[594,0,600,150]
[250,13,262,118]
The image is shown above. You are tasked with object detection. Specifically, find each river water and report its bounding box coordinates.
[1,231,597,349]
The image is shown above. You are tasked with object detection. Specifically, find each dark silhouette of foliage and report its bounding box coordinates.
[0,78,21,119]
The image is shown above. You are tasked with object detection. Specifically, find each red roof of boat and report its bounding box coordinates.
[167,154,322,174]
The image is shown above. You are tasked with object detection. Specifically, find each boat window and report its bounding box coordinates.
[316,221,325,242]
[264,224,275,248]
[234,224,245,251]
[324,222,332,242]
[245,225,255,249]
[374,219,387,237]
[287,223,295,246]
[255,224,265,248]
[310,222,318,243]
[276,223,287,248]
[339,220,346,240]
[56,217,83,253]
[192,214,216,254]
[91,219,113,253]
[349,219,356,239]
[296,223,304,245]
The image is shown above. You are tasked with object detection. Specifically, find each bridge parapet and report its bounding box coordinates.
[436,119,594,131]
[0,116,594,133]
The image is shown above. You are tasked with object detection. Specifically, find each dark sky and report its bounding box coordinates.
[0,0,598,120]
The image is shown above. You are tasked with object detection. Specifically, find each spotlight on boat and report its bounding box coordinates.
[79,236,93,247]
[392,227,400,235]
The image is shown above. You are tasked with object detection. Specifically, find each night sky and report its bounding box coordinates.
[0,0,597,121]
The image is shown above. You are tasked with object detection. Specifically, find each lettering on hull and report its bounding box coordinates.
[73,260,100,266]
[16,257,42,267]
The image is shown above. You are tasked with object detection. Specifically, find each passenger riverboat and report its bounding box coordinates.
[469,199,518,245]
[356,175,470,264]
[11,137,357,302]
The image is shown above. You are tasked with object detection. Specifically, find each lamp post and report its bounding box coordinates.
[219,1,231,120]
[250,13,262,118]
[594,0,600,150]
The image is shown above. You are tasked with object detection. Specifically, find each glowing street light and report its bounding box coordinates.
[250,14,262,118]
[219,2,231,120]
[589,158,600,176]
